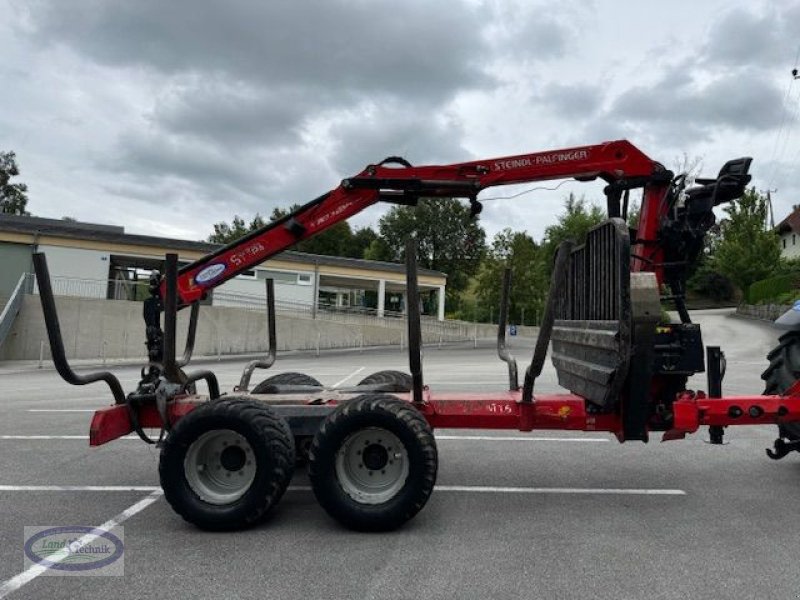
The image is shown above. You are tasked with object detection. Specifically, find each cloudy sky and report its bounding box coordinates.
[2,0,799,243]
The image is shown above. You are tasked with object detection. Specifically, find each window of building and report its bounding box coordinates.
[793,234,796,246]
[236,269,257,279]
[784,239,787,249]
[297,273,313,285]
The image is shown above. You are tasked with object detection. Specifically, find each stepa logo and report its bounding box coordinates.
[24,526,124,574]
[195,263,226,284]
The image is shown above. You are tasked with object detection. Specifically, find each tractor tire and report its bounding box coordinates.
[251,372,323,463]
[762,331,800,440]
[251,372,322,393]
[309,394,437,531]
[159,397,295,531]
[357,370,413,392]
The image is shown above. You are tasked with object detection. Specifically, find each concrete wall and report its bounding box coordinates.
[737,303,791,322]
[0,295,538,361]
[0,242,32,297]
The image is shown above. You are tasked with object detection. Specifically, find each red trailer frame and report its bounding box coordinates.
[31,138,799,531]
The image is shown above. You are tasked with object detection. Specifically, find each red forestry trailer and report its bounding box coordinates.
[32,139,799,531]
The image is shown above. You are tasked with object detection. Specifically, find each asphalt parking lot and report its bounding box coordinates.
[1,309,799,599]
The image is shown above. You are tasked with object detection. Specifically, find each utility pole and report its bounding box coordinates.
[762,189,778,230]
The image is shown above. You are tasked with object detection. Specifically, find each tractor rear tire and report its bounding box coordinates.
[309,394,437,531]
[251,372,322,393]
[357,370,413,392]
[251,372,323,463]
[762,331,800,440]
[159,398,295,531]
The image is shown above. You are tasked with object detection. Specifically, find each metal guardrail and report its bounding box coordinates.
[0,273,30,349]
[213,289,474,340]
[17,273,483,343]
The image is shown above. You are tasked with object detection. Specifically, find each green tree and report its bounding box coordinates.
[475,229,546,325]
[1,151,30,215]
[363,237,393,262]
[349,226,380,259]
[207,214,266,244]
[208,205,383,259]
[268,204,356,256]
[713,188,781,293]
[541,193,605,274]
[378,197,486,302]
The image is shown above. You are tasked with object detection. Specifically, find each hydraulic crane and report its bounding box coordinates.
[34,138,792,533]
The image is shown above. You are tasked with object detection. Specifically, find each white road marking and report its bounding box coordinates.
[331,366,365,388]
[284,485,683,496]
[0,485,160,492]
[432,485,686,495]
[0,485,684,496]
[0,485,686,496]
[436,435,608,443]
[0,490,163,599]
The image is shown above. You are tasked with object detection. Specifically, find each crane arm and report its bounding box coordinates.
[171,139,669,306]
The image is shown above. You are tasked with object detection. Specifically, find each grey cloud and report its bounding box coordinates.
[610,67,785,133]
[150,79,319,148]
[702,4,800,68]
[24,0,493,101]
[109,129,269,199]
[537,82,604,118]
[326,102,468,176]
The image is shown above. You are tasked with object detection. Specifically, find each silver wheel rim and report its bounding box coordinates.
[335,427,409,505]
[184,429,256,505]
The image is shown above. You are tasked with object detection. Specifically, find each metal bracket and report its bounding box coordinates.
[766,438,800,460]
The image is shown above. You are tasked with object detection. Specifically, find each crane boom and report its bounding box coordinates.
[171,140,668,306]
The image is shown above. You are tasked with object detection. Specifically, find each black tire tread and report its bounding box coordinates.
[761,332,800,439]
[309,394,437,531]
[159,397,295,531]
[357,370,413,392]
[251,372,322,394]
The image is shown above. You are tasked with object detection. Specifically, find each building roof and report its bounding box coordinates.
[0,214,446,278]
[776,206,800,235]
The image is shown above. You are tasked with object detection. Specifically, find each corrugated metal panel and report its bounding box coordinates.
[551,219,631,407]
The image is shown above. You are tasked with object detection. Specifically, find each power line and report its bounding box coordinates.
[766,49,800,188]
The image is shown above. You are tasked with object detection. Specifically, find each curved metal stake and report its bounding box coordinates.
[522,240,574,403]
[176,302,200,368]
[32,253,126,404]
[237,279,277,392]
[405,239,424,404]
[497,268,519,391]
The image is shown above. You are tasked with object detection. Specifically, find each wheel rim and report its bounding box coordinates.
[184,429,257,505]
[335,427,409,505]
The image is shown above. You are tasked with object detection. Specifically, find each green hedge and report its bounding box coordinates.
[748,273,800,304]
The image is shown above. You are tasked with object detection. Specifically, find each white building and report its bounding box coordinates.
[0,215,447,320]
[777,206,800,260]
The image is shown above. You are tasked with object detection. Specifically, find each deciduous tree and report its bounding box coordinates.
[713,188,781,293]
[0,151,29,215]
[377,197,486,302]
